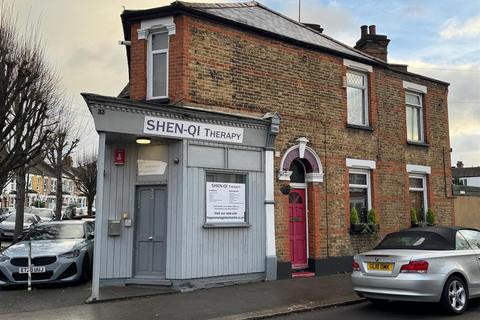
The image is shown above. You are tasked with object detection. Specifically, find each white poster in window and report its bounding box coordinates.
[137,160,167,176]
[206,182,246,224]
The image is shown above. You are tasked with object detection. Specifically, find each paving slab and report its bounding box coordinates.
[0,273,361,320]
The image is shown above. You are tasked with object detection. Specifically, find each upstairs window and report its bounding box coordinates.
[346,70,369,126]
[406,91,424,142]
[148,31,169,99]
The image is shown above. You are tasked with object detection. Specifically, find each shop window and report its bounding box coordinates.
[349,169,371,223]
[205,172,247,226]
[406,91,424,142]
[148,31,169,99]
[409,174,427,222]
[347,70,369,126]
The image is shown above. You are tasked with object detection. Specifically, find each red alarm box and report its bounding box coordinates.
[114,148,125,165]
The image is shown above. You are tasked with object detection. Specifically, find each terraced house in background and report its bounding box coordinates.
[83,1,453,300]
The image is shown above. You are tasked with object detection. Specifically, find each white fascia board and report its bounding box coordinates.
[343,59,373,73]
[138,16,176,39]
[403,81,427,94]
[406,164,431,174]
[346,158,376,170]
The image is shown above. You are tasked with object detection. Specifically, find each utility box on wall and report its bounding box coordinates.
[108,220,121,236]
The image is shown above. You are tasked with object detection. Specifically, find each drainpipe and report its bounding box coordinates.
[323,124,329,258]
[442,147,455,199]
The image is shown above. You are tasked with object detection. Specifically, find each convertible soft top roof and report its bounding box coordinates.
[376,227,479,251]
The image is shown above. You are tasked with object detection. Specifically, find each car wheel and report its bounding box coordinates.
[81,255,92,282]
[441,275,468,315]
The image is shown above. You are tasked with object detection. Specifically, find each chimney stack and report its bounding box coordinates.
[457,161,464,168]
[354,25,390,62]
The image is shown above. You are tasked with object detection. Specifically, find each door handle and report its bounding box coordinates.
[148,236,153,241]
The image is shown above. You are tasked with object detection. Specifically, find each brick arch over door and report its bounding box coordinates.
[279,146,323,183]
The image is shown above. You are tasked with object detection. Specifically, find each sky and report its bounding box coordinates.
[7,0,480,166]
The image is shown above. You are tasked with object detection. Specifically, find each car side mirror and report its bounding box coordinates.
[88,231,94,239]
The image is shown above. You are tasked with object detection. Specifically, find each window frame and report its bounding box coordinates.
[346,69,369,127]
[405,91,424,143]
[348,168,372,221]
[408,173,428,221]
[147,31,169,100]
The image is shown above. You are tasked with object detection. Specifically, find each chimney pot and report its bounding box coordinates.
[457,161,464,168]
[355,24,390,62]
[361,25,368,38]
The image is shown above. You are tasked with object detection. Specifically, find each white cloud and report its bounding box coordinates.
[278,0,358,45]
[440,15,480,40]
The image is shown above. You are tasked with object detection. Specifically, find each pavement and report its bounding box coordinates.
[0,273,361,320]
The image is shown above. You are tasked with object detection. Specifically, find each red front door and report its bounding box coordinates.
[289,189,307,269]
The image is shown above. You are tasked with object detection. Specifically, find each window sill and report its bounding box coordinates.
[146,97,170,104]
[346,123,374,131]
[407,141,429,148]
[203,223,251,229]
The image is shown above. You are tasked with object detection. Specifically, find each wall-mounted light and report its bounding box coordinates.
[136,137,151,145]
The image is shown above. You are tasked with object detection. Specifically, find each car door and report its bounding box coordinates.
[458,230,480,296]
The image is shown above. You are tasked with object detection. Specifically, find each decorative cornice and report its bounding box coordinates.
[89,102,268,130]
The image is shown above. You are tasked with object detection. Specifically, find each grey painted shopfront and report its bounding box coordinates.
[83,94,279,300]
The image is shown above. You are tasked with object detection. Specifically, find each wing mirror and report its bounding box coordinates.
[87,231,94,239]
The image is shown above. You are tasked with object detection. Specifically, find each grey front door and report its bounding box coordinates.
[134,186,167,278]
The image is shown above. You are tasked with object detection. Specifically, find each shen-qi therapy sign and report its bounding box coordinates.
[206,182,246,224]
[144,116,244,143]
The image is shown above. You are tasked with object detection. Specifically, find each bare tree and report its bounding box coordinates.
[46,105,80,220]
[0,5,58,241]
[74,154,97,216]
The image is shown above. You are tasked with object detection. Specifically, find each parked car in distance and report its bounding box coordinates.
[0,214,41,241]
[352,227,480,315]
[26,208,55,222]
[0,220,95,286]
[0,208,14,222]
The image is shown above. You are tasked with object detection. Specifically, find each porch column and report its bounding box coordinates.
[265,149,277,280]
[90,132,106,301]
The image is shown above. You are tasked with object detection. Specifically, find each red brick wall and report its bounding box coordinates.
[128,14,454,262]
[129,22,146,100]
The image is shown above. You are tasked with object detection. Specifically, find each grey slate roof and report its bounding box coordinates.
[452,167,480,178]
[178,1,381,64]
[453,184,480,196]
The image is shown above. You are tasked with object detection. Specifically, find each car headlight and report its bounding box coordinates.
[0,254,10,262]
[59,249,80,259]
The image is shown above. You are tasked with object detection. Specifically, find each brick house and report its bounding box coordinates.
[83,1,453,298]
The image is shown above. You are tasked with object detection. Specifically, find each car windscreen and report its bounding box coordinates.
[5,214,35,223]
[375,231,455,250]
[26,224,85,240]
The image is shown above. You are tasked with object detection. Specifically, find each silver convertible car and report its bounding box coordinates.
[352,227,480,314]
[0,220,94,286]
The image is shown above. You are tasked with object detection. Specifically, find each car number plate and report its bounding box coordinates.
[367,262,393,271]
[19,266,46,274]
